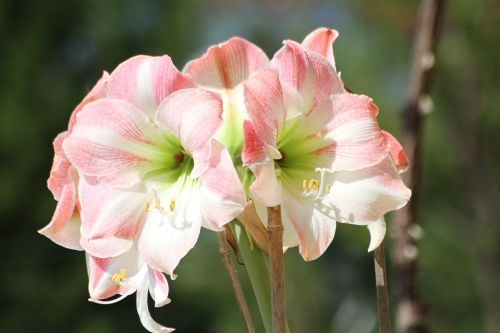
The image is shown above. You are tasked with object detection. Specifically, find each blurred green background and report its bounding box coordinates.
[1,0,498,332]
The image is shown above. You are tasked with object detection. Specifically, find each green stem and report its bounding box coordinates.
[232,222,273,333]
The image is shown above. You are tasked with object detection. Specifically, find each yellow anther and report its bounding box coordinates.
[144,202,150,212]
[302,179,307,190]
[309,179,319,190]
[169,200,176,212]
[112,268,126,284]
[326,184,331,194]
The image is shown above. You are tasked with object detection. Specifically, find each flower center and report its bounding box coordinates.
[112,268,126,284]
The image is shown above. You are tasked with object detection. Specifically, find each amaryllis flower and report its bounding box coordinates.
[87,245,174,333]
[242,28,411,260]
[184,37,269,155]
[39,71,109,250]
[62,55,246,274]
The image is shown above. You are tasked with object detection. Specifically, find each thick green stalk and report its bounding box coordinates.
[232,222,273,333]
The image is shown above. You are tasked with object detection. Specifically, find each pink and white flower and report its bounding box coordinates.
[87,245,174,333]
[242,28,411,260]
[62,55,246,274]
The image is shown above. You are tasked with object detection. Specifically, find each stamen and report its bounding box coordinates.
[169,200,176,212]
[112,268,126,284]
[309,179,319,190]
[302,179,307,190]
[144,202,150,212]
[301,168,335,199]
[326,184,331,194]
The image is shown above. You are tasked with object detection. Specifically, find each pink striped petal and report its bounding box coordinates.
[249,161,281,207]
[138,194,202,275]
[68,71,109,131]
[87,249,143,300]
[243,69,285,147]
[301,27,339,68]
[184,37,269,89]
[47,132,72,200]
[323,157,411,224]
[155,88,223,154]
[281,190,336,261]
[322,93,388,171]
[242,120,268,165]
[272,40,343,114]
[107,55,193,116]
[39,170,82,251]
[382,130,409,173]
[79,177,146,257]
[199,140,246,230]
[148,269,170,307]
[64,99,164,188]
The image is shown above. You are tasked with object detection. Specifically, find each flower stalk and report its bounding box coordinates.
[217,230,256,333]
[267,206,286,333]
[374,242,391,333]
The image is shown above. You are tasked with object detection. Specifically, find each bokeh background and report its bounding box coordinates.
[1,0,499,332]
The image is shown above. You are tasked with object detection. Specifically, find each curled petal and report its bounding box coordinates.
[199,140,246,230]
[156,88,223,154]
[39,174,82,250]
[107,55,193,116]
[68,71,109,130]
[382,130,409,173]
[148,269,171,308]
[323,157,411,224]
[243,69,286,147]
[64,99,168,188]
[367,218,387,252]
[185,37,269,89]
[301,27,339,68]
[322,93,388,171]
[136,277,175,333]
[47,132,72,200]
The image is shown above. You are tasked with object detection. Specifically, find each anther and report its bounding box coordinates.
[326,184,331,194]
[309,179,319,190]
[112,268,126,284]
[302,179,307,190]
[169,200,176,212]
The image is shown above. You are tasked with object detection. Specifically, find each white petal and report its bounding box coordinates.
[136,278,175,333]
[367,218,386,252]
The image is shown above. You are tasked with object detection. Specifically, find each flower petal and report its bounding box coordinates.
[249,161,281,207]
[301,27,339,68]
[64,98,170,187]
[243,69,286,147]
[199,140,246,230]
[242,120,269,165]
[86,249,144,300]
[47,132,73,199]
[138,185,202,275]
[79,177,147,257]
[281,190,336,261]
[39,171,82,250]
[367,218,386,252]
[148,269,171,308]
[136,277,175,333]
[382,130,409,173]
[184,37,269,89]
[323,157,411,224]
[107,55,193,116]
[155,88,223,154]
[322,93,389,171]
[68,71,109,131]
[272,40,343,114]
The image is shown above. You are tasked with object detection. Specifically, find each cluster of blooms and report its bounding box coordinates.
[40,28,410,332]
